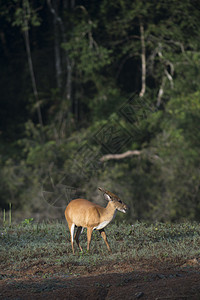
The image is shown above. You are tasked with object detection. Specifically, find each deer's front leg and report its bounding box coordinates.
[99,229,112,252]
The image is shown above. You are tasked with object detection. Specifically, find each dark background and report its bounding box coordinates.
[0,0,200,222]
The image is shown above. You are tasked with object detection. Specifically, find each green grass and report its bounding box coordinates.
[0,221,200,276]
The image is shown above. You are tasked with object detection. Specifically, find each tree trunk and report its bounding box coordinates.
[53,1,62,89]
[157,76,166,107]
[47,0,74,103]
[139,21,146,98]
[23,0,43,128]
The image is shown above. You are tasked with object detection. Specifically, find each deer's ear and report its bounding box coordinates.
[104,193,112,202]
[98,187,112,201]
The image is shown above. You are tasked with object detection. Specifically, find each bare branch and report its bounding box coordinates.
[100,150,141,162]
[100,149,162,162]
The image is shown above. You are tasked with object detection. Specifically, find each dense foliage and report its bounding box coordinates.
[0,0,200,222]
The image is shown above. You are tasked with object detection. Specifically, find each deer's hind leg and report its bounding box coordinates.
[68,222,75,254]
[75,226,83,252]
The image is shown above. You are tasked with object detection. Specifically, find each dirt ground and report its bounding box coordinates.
[1,259,200,300]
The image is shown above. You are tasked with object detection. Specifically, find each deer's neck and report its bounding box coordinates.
[101,201,116,221]
[94,202,117,230]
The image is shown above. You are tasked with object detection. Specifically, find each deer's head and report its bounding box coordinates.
[98,187,128,213]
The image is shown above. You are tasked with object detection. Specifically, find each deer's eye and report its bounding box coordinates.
[118,200,122,204]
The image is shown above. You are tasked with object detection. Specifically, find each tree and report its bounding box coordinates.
[0,0,200,222]
[12,0,44,128]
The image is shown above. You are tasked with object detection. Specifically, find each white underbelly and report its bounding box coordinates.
[93,220,111,230]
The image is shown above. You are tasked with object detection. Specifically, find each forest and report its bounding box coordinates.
[0,0,200,222]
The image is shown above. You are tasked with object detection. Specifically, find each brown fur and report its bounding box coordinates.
[65,188,128,254]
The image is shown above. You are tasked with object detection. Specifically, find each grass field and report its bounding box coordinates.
[1,220,200,274]
[1,220,200,299]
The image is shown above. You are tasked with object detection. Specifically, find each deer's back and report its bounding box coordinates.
[65,198,102,228]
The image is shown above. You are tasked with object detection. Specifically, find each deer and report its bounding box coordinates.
[65,187,128,254]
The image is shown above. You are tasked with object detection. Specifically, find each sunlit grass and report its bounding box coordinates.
[1,220,200,276]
